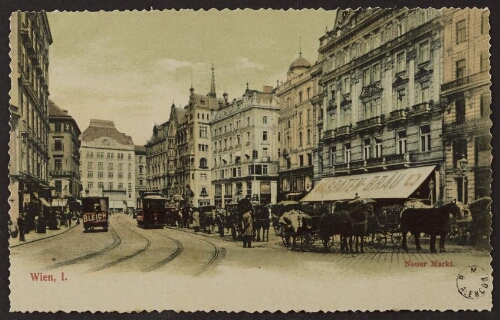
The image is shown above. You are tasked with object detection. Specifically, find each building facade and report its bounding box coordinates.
[307,8,446,204]
[9,11,53,229]
[276,54,319,201]
[134,145,147,203]
[48,101,81,212]
[79,119,136,211]
[145,121,169,193]
[440,8,491,204]
[211,86,280,208]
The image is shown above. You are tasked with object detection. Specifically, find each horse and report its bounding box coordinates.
[318,206,352,253]
[254,206,271,242]
[400,200,461,253]
[279,209,310,248]
[181,204,191,228]
[468,197,492,248]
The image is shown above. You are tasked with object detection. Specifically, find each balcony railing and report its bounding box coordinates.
[387,109,407,122]
[409,102,432,116]
[335,162,349,170]
[349,159,365,169]
[441,71,490,92]
[443,117,491,135]
[384,153,407,164]
[355,116,383,132]
[335,125,351,137]
[323,129,335,140]
[49,170,78,178]
[408,151,443,163]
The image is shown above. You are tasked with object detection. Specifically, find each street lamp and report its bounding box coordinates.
[457,155,468,204]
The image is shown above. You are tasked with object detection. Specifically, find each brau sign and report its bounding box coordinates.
[302,165,436,202]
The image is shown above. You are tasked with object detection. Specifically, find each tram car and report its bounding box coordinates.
[81,197,109,232]
[136,192,168,228]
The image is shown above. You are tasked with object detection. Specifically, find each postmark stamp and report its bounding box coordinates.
[456,265,491,299]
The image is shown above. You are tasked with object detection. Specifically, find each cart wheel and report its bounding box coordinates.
[301,232,314,252]
[391,231,403,248]
[84,227,88,233]
[372,232,387,249]
[447,226,460,244]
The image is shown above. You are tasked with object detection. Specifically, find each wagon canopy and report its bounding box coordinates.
[301,165,436,202]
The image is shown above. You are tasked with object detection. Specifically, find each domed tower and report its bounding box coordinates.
[287,53,311,80]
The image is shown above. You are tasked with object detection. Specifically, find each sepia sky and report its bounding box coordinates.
[46,10,336,145]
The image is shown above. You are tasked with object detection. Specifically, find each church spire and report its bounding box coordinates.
[208,62,216,98]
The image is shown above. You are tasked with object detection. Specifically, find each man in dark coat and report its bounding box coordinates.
[18,213,25,241]
[239,199,253,248]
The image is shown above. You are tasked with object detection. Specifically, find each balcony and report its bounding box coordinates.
[443,117,491,137]
[323,129,335,140]
[355,116,383,133]
[49,170,78,178]
[366,157,384,166]
[334,125,351,138]
[408,150,443,163]
[441,71,490,93]
[349,159,365,170]
[386,109,407,124]
[335,162,349,170]
[384,153,408,165]
[409,102,432,118]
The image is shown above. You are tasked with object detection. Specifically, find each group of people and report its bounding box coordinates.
[9,210,81,242]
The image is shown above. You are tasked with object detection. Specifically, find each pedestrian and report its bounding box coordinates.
[34,215,39,233]
[8,218,18,238]
[69,212,73,227]
[17,213,25,241]
[216,211,225,238]
[239,199,253,248]
[192,207,200,232]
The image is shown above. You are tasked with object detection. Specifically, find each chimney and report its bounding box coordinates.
[262,86,273,94]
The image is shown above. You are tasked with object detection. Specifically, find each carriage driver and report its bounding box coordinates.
[239,199,254,248]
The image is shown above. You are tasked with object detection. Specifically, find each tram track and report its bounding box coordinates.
[46,224,122,270]
[89,219,152,272]
[143,231,184,272]
[194,237,224,277]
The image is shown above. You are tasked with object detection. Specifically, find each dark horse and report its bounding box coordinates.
[468,197,492,248]
[401,200,461,253]
[319,199,370,253]
[254,205,270,242]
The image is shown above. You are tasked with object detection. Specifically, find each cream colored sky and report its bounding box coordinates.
[47,10,336,145]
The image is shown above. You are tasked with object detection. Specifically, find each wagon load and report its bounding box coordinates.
[278,209,310,234]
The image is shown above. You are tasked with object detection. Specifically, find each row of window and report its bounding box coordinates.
[85,162,132,171]
[214,116,264,137]
[218,164,269,179]
[86,171,133,179]
[84,151,132,160]
[86,182,132,190]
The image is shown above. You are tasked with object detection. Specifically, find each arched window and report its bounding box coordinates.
[199,157,207,168]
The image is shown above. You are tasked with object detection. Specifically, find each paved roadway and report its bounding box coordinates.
[9,213,492,312]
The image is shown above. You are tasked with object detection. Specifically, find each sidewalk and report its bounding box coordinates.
[9,224,78,248]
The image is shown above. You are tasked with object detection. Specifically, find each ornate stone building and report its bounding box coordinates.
[9,11,53,228]
[211,85,280,207]
[276,54,320,201]
[304,8,446,204]
[440,8,491,204]
[134,145,147,203]
[145,121,169,193]
[48,101,81,212]
[79,119,136,211]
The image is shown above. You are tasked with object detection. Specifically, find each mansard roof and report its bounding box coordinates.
[80,119,134,145]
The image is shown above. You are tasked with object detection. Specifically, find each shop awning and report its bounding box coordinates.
[39,198,50,207]
[301,165,436,202]
[51,198,68,207]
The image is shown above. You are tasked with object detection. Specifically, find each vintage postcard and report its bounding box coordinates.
[7,8,492,312]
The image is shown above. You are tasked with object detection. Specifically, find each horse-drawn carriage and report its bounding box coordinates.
[447,197,491,248]
[223,201,271,241]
